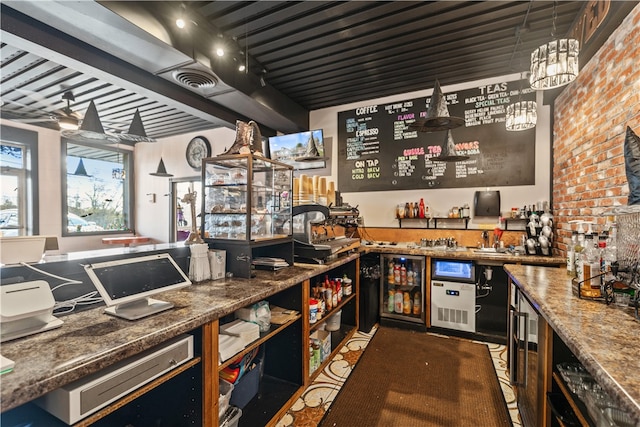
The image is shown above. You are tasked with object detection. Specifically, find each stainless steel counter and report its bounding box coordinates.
[504,264,640,424]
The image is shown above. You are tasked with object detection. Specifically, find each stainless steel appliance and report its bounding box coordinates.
[380,254,425,324]
[509,285,540,427]
[291,204,360,263]
[430,259,476,333]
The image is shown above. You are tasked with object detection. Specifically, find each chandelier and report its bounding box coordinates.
[530,2,579,90]
[506,100,537,131]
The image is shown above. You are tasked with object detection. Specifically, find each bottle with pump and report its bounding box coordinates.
[602,220,618,281]
[567,230,578,277]
[571,221,587,280]
[579,234,601,297]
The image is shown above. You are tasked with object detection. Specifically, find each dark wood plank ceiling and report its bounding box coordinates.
[195,1,585,110]
[0,1,592,138]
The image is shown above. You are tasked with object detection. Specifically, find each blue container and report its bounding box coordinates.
[229,358,262,409]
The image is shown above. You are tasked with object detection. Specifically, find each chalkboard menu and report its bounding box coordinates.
[337,79,536,192]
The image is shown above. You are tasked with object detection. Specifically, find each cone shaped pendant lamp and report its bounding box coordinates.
[409,79,465,132]
[61,100,120,143]
[149,157,173,177]
[432,130,469,162]
[70,158,92,177]
[118,109,157,143]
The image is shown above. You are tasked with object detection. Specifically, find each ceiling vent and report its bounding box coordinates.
[172,68,218,92]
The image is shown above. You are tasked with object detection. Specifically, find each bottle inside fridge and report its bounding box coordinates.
[380,255,425,324]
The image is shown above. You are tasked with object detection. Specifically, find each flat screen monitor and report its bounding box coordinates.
[84,253,191,320]
[432,259,475,283]
[268,129,326,170]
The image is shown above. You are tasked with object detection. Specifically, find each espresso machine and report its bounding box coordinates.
[292,204,361,263]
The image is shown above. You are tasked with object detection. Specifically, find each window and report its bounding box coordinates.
[63,141,133,235]
[1,126,38,236]
[170,178,201,242]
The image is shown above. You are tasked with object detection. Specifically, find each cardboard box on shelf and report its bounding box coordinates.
[310,329,331,362]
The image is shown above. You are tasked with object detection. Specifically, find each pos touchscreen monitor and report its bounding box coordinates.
[84,253,191,320]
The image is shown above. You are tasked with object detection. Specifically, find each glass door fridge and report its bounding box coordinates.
[380,254,425,324]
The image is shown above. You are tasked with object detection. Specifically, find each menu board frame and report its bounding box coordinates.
[337,79,536,192]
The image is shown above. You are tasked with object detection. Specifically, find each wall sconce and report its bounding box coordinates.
[530,2,579,90]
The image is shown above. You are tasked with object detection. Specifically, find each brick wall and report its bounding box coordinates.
[553,4,640,256]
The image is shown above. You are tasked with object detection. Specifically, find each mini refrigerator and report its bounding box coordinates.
[379,254,425,324]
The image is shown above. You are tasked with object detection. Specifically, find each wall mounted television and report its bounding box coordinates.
[268,129,326,170]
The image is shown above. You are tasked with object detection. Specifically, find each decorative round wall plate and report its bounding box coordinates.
[186,136,211,170]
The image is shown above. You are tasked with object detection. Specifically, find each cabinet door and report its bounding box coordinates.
[516,294,540,427]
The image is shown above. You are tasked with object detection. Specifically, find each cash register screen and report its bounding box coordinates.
[84,253,191,320]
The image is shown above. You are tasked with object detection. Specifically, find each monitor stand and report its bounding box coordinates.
[105,298,174,320]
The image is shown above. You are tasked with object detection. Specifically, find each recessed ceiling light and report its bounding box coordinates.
[176,18,186,29]
[238,64,246,72]
[216,48,224,57]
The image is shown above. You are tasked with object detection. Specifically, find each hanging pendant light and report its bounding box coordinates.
[432,130,469,162]
[149,157,173,177]
[117,109,157,143]
[506,100,537,131]
[70,158,92,177]
[530,2,579,90]
[409,79,465,132]
[61,100,120,143]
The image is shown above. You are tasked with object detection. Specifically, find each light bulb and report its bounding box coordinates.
[238,64,246,72]
[216,48,224,57]
[176,18,186,29]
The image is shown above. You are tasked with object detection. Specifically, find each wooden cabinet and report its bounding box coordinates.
[210,256,360,427]
[305,258,360,384]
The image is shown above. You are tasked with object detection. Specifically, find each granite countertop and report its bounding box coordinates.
[361,243,565,266]
[504,264,640,423]
[0,253,359,412]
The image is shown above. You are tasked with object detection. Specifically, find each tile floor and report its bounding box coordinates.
[276,326,521,427]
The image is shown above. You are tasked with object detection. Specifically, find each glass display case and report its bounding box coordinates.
[201,153,294,278]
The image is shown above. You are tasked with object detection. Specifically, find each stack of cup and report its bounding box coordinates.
[189,243,211,282]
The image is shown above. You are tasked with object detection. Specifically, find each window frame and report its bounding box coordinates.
[0,125,39,236]
[61,139,135,237]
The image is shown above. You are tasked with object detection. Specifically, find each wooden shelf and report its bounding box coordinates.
[552,371,595,427]
[396,217,469,229]
[218,315,301,371]
[309,293,356,333]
